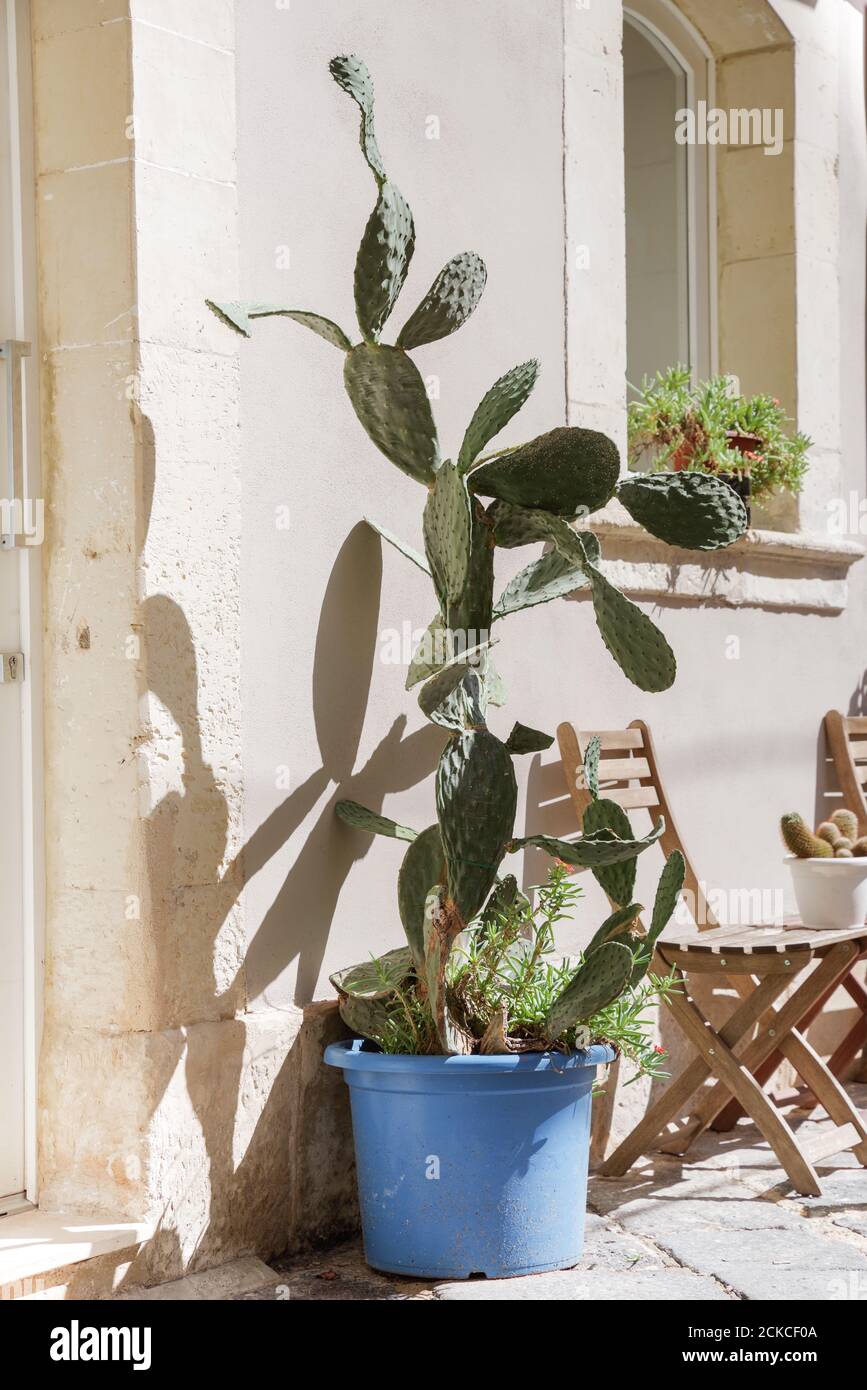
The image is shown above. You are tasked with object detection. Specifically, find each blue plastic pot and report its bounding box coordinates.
[325,1038,615,1279]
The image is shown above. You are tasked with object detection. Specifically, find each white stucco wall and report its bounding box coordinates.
[237,0,867,1011]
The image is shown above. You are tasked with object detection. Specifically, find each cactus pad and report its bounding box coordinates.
[397,252,487,350]
[329,54,387,184]
[458,360,540,471]
[445,511,495,635]
[617,472,748,551]
[344,344,439,482]
[648,850,685,948]
[337,992,392,1039]
[510,817,664,868]
[398,825,446,967]
[479,874,529,935]
[406,613,449,688]
[504,722,554,754]
[780,812,833,859]
[330,945,414,999]
[417,641,491,726]
[545,940,634,1036]
[583,736,601,801]
[588,567,676,693]
[584,901,644,957]
[423,460,473,603]
[205,301,352,348]
[365,517,431,575]
[354,182,415,342]
[335,800,417,841]
[582,797,639,905]
[494,548,589,619]
[470,427,620,516]
[436,730,518,921]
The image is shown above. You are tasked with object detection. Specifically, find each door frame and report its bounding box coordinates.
[2,0,43,1207]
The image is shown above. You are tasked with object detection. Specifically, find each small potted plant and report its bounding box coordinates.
[628,366,812,524]
[781,810,867,931]
[209,56,747,1281]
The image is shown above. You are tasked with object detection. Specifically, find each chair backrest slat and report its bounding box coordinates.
[557,718,719,931]
[824,710,867,836]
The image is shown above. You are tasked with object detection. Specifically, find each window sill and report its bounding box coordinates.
[575,502,864,613]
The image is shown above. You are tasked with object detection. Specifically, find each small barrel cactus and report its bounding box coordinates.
[781,813,833,859]
[853,837,867,857]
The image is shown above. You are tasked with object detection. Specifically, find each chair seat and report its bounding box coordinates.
[663,917,867,955]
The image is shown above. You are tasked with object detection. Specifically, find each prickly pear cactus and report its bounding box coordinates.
[469,427,620,516]
[436,730,517,922]
[544,941,634,1036]
[617,473,748,551]
[208,53,747,1053]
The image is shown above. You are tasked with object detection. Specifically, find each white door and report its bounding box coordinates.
[0,0,38,1207]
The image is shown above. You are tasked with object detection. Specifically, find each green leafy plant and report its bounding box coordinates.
[208,56,742,1055]
[366,865,678,1077]
[627,365,811,501]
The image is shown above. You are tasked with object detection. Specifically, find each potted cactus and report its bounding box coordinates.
[627,365,812,525]
[208,56,747,1280]
[781,810,867,930]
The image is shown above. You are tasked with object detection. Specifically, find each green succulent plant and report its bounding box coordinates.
[208,56,744,1054]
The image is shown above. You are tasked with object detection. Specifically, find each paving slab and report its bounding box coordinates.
[435,1267,731,1300]
[648,1225,867,1301]
[115,1257,284,1301]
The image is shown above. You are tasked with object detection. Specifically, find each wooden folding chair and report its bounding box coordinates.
[556,718,867,1197]
[716,712,867,1123]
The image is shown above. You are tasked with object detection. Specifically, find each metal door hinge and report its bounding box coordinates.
[0,652,24,682]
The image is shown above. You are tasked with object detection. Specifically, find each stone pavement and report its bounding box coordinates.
[123,1083,867,1301]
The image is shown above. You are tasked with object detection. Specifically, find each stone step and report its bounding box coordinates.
[0,1208,153,1301]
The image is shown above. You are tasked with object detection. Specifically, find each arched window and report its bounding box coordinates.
[624,1,715,395]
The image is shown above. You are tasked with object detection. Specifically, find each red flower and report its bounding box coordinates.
[654,1045,667,1056]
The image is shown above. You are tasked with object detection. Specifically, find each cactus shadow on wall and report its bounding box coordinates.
[241,523,444,1004]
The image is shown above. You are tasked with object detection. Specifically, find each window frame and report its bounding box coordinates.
[623,0,717,383]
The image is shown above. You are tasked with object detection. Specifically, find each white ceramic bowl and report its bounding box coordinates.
[786,854,867,930]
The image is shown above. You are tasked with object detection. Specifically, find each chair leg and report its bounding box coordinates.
[715,958,866,1127]
[662,972,822,1196]
[664,943,861,1154]
[601,972,790,1177]
[776,1028,867,1165]
[712,971,844,1131]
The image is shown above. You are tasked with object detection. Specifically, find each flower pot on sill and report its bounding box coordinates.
[786,854,867,931]
[325,1038,615,1279]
